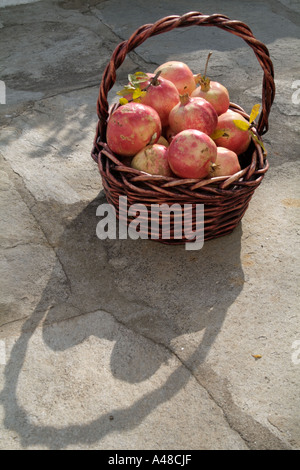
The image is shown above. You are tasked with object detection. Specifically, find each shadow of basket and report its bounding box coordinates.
[1,190,247,448]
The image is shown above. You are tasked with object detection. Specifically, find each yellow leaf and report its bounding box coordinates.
[117,85,135,96]
[233,119,250,131]
[119,98,128,105]
[132,89,147,101]
[132,89,142,99]
[210,128,227,140]
[134,71,149,78]
[249,104,260,124]
[251,132,266,153]
[252,354,262,360]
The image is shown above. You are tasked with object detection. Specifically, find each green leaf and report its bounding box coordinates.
[233,119,250,131]
[128,73,136,84]
[128,71,149,87]
[249,104,260,124]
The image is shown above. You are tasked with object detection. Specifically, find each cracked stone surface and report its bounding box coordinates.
[0,0,299,450]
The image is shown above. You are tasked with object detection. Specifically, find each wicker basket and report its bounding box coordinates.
[91,12,275,244]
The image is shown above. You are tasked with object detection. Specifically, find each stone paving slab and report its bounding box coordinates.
[0,0,299,450]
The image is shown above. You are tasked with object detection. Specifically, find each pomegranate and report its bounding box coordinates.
[154,61,196,96]
[168,94,218,136]
[191,80,230,116]
[167,129,217,179]
[131,144,173,176]
[192,51,230,115]
[139,74,180,127]
[212,110,251,155]
[106,102,161,157]
[210,147,241,177]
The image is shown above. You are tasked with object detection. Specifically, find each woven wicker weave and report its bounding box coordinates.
[91,12,275,244]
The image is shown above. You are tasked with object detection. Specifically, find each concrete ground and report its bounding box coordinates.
[0,0,299,451]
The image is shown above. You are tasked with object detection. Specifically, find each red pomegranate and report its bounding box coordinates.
[168,94,218,136]
[106,102,161,157]
[154,61,196,96]
[212,110,251,155]
[139,74,180,127]
[210,147,241,177]
[192,51,230,116]
[167,129,217,179]
[191,80,230,116]
[131,144,173,176]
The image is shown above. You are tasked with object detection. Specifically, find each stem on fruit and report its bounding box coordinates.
[197,52,213,92]
[204,51,213,79]
[148,70,162,88]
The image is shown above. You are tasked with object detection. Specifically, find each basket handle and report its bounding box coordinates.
[95,11,275,145]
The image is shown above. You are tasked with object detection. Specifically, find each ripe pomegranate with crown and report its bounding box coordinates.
[192,52,230,116]
[168,93,218,136]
